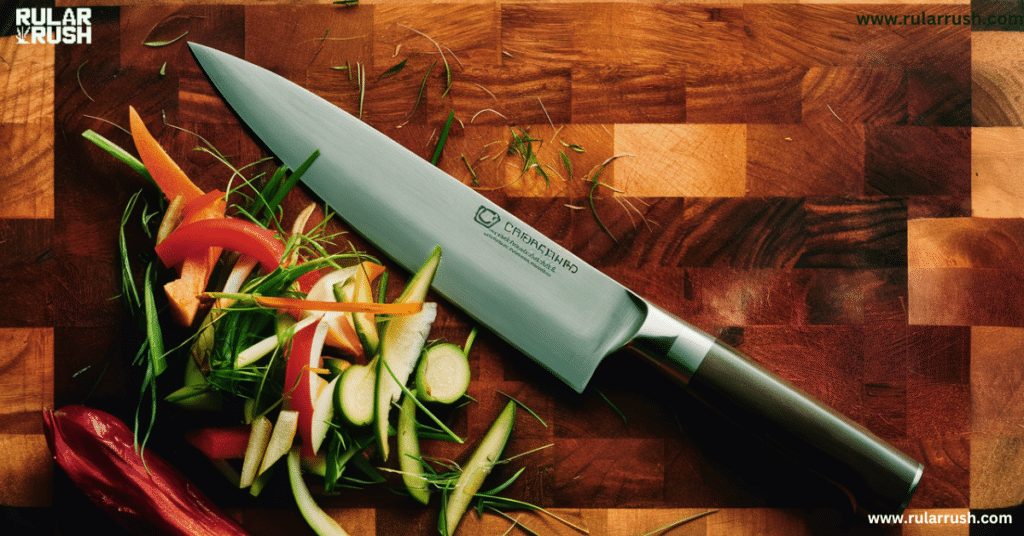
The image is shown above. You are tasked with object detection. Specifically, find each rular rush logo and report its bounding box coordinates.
[15,8,93,45]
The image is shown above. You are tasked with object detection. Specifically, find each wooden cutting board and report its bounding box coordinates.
[4,0,1022,534]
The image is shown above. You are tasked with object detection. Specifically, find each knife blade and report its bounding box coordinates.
[189,42,923,515]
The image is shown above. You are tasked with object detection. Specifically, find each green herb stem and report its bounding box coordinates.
[430,110,455,166]
[82,130,155,185]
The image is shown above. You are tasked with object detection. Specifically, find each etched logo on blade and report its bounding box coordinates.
[474,206,501,228]
[475,205,579,277]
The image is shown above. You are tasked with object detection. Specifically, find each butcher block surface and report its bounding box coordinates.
[1,0,1022,534]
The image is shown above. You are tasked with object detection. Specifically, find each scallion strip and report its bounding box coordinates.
[430,110,455,166]
[82,130,155,184]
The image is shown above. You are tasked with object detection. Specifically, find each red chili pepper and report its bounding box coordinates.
[44,405,250,536]
[154,218,284,274]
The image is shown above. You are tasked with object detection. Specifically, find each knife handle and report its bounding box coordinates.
[626,300,923,515]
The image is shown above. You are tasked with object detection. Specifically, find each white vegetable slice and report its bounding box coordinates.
[309,375,339,454]
[287,446,352,536]
[259,409,299,476]
[239,415,272,488]
[444,400,516,536]
[374,302,437,460]
[374,246,442,461]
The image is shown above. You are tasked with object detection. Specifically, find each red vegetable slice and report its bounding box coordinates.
[164,190,227,326]
[283,319,330,458]
[43,405,250,536]
[185,425,252,460]
[155,218,284,274]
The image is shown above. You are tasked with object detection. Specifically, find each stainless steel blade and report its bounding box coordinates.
[189,43,646,392]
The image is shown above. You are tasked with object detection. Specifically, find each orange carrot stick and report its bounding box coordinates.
[251,296,423,315]
[129,106,204,202]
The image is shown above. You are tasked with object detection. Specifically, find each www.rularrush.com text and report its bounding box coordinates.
[868,511,1013,526]
[857,11,1023,26]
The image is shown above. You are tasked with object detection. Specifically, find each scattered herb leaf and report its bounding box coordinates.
[637,510,718,536]
[409,60,436,117]
[596,389,627,424]
[560,140,585,153]
[76,61,94,102]
[496,390,546,428]
[357,62,366,119]
[537,97,554,130]
[160,62,167,76]
[333,0,359,4]
[461,155,479,186]
[144,31,189,47]
[378,58,407,80]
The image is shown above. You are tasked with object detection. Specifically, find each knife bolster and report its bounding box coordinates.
[625,298,715,384]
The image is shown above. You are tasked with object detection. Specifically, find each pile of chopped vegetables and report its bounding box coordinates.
[60,107,538,536]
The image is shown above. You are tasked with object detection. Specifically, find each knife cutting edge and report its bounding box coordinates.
[188,42,924,515]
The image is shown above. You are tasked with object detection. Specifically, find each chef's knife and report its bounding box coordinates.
[189,42,923,515]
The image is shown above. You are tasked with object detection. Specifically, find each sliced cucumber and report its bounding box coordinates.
[287,446,352,536]
[415,343,471,404]
[374,302,437,460]
[443,400,516,536]
[322,357,351,378]
[397,394,430,505]
[374,246,442,461]
[335,360,376,427]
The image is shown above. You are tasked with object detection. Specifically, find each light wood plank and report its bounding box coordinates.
[972,128,1024,218]
[614,124,746,197]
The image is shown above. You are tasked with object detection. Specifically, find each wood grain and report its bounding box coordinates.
[973,32,1024,127]
[0,1,1007,534]
[971,326,1024,509]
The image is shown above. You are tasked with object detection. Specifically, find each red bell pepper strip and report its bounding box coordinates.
[185,425,252,460]
[155,218,284,274]
[43,405,250,536]
[164,190,228,326]
[283,320,326,458]
[129,106,204,203]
